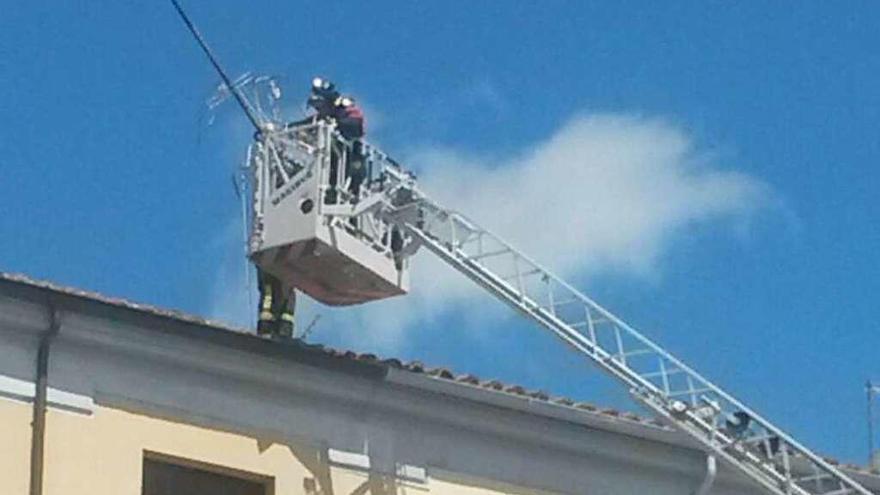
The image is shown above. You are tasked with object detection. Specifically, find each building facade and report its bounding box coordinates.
[1,273,877,495]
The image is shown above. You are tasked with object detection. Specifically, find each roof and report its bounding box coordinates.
[1,270,878,479]
[0,271,660,425]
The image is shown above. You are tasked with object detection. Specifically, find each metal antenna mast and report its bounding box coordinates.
[170,0,262,132]
[868,380,878,466]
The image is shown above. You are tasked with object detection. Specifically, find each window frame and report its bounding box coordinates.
[142,450,275,495]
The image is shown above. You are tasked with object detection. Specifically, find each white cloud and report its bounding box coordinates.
[207,113,771,355]
[420,114,768,277]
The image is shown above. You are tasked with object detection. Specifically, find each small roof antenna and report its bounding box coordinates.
[299,315,322,341]
[868,380,880,468]
[170,0,262,132]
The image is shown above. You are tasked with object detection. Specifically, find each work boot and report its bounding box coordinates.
[257,319,275,337]
[275,320,294,340]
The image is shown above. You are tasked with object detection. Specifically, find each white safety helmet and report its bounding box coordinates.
[312,77,335,92]
[338,96,354,108]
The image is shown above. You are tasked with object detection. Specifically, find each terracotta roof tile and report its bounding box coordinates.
[481,380,505,391]
[404,361,425,373]
[552,397,575,406]
[456,374,480,385]
[426,368,455,380]
[528,390,550,401]
[575,402,598,412]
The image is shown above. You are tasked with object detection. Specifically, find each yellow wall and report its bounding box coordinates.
[0,398,546,495]
[0,399,33,495]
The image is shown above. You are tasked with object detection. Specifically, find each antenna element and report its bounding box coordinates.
[170,0,262,131]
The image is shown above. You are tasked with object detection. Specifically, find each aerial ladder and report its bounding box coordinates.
[171,3,872,494]
[376,167,871,495]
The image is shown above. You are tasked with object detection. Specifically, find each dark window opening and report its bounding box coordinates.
[142,453,271,495]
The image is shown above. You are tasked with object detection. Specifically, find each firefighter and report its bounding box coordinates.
[334,96,367,199]
[256,269,295,339]
[333,96,365,141]
[308,77,341,120]
[286,77,340,128]
[285,78,368,205]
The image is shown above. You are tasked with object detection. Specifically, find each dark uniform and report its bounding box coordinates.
[286,78,340,128]
[324,98,367,204]
[335,100,367,199]
[257,269,295,338]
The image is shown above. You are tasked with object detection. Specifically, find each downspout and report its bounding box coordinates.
[692,455,717,495]
[29,301,60,495]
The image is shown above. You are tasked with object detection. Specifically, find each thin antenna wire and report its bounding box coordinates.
[232,173,254,324]
[300,315,321,341]
[170,0,262,131]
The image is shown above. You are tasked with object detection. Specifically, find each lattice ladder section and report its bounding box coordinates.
[385,178,870,495]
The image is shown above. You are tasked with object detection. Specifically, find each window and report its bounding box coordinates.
[142,452,272,495]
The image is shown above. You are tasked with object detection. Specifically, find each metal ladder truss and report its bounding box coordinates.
[377,168,870,495]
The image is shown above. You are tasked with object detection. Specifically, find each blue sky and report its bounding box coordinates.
[1,2,878,464]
